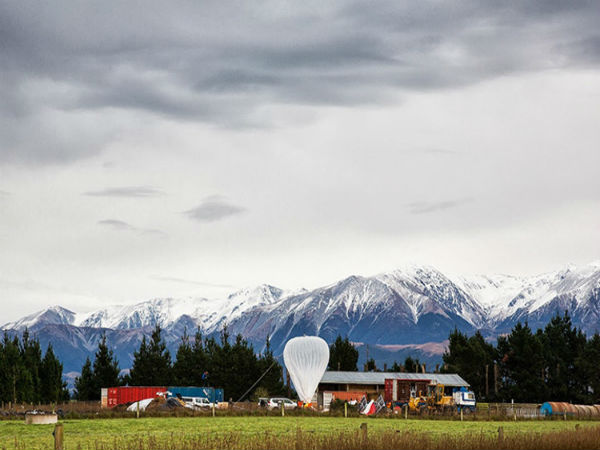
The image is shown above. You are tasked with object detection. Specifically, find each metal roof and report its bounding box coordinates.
[320,371,469,387]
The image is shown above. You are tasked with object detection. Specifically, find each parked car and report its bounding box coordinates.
[181,396,214,409]
[263,398,297,410]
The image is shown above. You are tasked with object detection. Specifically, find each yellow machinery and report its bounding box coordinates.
[407,383,454,414]
[427,383,455,413]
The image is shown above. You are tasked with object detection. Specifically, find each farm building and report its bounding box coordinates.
[315,371,470,408]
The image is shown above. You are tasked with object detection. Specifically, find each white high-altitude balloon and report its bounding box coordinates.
[283,336,330,404]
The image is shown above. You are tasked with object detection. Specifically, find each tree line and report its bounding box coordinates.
[0,330,69,404]
[329,314,600,404]
[443,312,600,404]
[7,312,598,405]
[75,325,286,401]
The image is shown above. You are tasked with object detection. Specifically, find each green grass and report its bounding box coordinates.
[0,417,598,450]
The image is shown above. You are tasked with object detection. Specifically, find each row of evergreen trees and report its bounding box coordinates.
[0,331,69,404]
[443,312,600,404]
[75,326,287,401]
[9,312,598,405]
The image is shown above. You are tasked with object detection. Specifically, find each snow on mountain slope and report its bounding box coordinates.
[455,262,600,327]
[4,262,600,377]
[2,306,76,330]
[219,270,481,351]
[75,297,215,330]
[508,262,600,313]
[4,262,600,338]
[3,284,286,333]
[452,273,526,320]
[376,264,487,327]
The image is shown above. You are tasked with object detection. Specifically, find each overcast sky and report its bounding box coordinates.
[1,1,600,321]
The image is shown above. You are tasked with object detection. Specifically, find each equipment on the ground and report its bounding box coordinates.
[385,378,476,414]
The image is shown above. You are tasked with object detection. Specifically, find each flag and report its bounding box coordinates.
[375,395,387,414]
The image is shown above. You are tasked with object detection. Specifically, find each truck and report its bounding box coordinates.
[384,378,476,414]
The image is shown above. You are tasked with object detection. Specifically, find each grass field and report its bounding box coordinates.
[1,416,599,450]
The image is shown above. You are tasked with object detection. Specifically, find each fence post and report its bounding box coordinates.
[53,423,64,450]
[344,402,347,418]
[360,423,368,441]
[497,426,504,444]
[460,408,463,421]
[281,403,285,417]
[404,404,408,420]
[212,403,216,417]
[136,401,139,419]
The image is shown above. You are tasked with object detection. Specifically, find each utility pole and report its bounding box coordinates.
[485,364,489,399]
[494,362,498,395]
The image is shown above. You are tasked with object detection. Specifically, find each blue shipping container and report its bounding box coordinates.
[167,386,224,403]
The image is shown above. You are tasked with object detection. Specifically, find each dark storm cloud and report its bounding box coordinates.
[84,186,164,198]
[183,196,245,222]
[1,1,600,164]
[97,219,167,237]
[407,199,471,215]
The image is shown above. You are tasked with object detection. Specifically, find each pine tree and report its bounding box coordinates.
[365,358,377,371]
[257,336,286,396]
[328,336,359,371]
[129,336,149,386]
[443,329,496,401]
[191,328,209,386]
[403,356,421,373]
[388,361,402,372]
[20,329,42,403]
[92,333,121,397]
[74,357,96,401]
[173,329,195,385]
[539,311,585,401]
[129,325,172,385]
[497,322,545,402]
[40,344,69,403]
[229,334,260,401]
[0,334,31,403]
[577,333,600,403]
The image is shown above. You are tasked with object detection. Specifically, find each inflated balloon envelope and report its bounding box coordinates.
[283,336,330,404]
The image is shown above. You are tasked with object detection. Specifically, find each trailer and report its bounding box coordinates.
[166,387,224,404]
[106,386,167,407]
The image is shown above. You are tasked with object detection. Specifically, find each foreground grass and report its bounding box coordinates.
[0,416,598,450]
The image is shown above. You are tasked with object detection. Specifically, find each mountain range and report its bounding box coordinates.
[3,262,600,384]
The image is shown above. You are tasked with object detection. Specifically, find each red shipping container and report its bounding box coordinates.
[384,379,394,403]
[107,386,167,407]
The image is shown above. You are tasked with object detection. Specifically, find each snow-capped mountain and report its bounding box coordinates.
[2,305,77,330]
[3,262,600,376]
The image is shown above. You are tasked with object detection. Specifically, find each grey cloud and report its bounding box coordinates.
[407,199,471,215]
[97,219,135,231]
[84,186,164,198]
[97,219,167,237]
[1,1,600,164]
[150,275,237,289]
[183,196,245,222]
